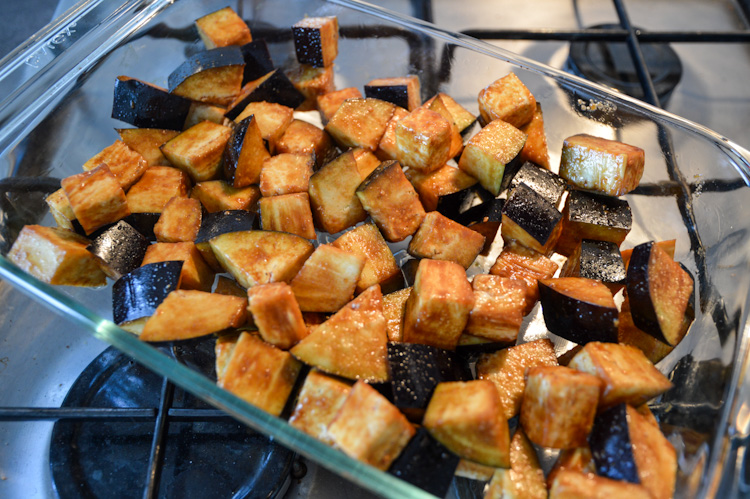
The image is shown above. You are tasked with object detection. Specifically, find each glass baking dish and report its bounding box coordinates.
[1,0,750,497]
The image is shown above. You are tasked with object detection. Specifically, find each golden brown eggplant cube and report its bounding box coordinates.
[555,189,632,256]
[292,16,339,68]
[375,107,409,161]
[549,470,653,499]
[153,196,202,243]
[233,101,294,154]
[560,134,645,196]
[82,140,147,191]
[364,75,421,111]
[141,242,214,292]
[423,380,510,467]
[465,275,526,343]
[224,115,270,187]
[259,192,316,240]
[316,87,363,123]
[247,282,307,349]
[45,188,76,230]
[288,369,352,445]
[126,166,191,213]
[408,211,485,269]
[161,120,232,182]
[219,332,302,416]
[422,92,476,134]
[215,333,240,384]
[356,160,426,242]
[501,182,562,255]
[183,102,227,130]
[287,64,335,110]
[618,295,676,364]
[289,244,365,312]
[521,366,603,449]
[259,153,314,197]
[328,380,415,470]
[490,241,558,313]
[458,119,527,196]
[308,150,367,235]
[422,93,463,158]
[568,341,672,409]
[402,259,474,350]
[383,287,411,342]
[351,148,381,180]
[191,180,260,212]
[8,225,107,286]
[116,128,180,167]
[477,72,537,128]
[276,119,334,168]
[519,103,550,169]
[546,447,596,488]
[485,428,546,499]
[331,223,400,294]
[195,6,252,49]
[61,164,130,235]
[406,164,478,212]
[325,98,396,151]
[394,107,452,173]
[476,338,558,419]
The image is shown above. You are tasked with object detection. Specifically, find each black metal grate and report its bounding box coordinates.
[2,0,750,497]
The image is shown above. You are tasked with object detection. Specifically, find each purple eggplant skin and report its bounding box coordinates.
[223,116,251,181]
[194,210,257,244]
[503,182,562,246]
[224,70,305,120]
[456,198,505,227]
[589,404,641,484]
[388,427,460,497]
[87,221,150,280]
[579,239,626,285]
[364,83,410,110]
[112,260,183,325]
[506,161,567,207]
[567,189,632,231]
[167,46,245,92]
[240,39,274,84]
[111,77,191,130]
[292,25,325,68]
[625,241,666,343]
[538,280,618,344]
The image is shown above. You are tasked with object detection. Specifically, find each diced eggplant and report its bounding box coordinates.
[141,242,214,292]
[61,164,130,235]
[154,196,202,243]
[562,239,626,292]
[223,115,270,187]
[112,260,183,327]
[490,240,558,314]
[289,244,365,312]
[240,39,274,84]
[365,75,421,111]
[82,140,148,191]
[549,470,653,499]
[518,103,550,169]
[395,107,453,173]
[546,446,596,488]
[477,72,536,128]
[160,120,233,183]
[120,213,161,241]
[376,107,410,161]
[194,7,252,49]
[111,76,191,130]
[317,87,363,123]
[408,211,485,269]
[325,98,396,152]
[504,161,566,207]
[45,188,76,230]
[276,119,335,168]
[292,16,339,68]
[126,166,191,214]
[555,189,632,256]
[87,220,150,280]
[501,182,562,255]
[259,192,316,240]
[422,92,476,135]
[287,64,335,110]
[247,282,307,350]
[538,277,618,344]
[167,47,245,107]
[116,128,180,167]
[308,150,367,234]
[387,427,460,498]
[213,275,247,297]
[225,70,305,120]
[191,180,260,213]
[288,369,352,445]
[621,239,676,271]
[626,241,695,346]
[465,275,526,343]
[406,164,478,213]
[331,223,401,294]
[233,101,294,153]
[259,153,314,196]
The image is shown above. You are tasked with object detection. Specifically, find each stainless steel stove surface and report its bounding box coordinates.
[1,0,749,498]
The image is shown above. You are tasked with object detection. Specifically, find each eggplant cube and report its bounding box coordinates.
[394,107,452,173]
[183,102,226,130]
[402,259,474,350]
[154,196,202,243]
[116,128,180,167]
[195,7,252,49]
[376,107,410,161]
[519,103,550,169]
[505,161,566,207]
[87,220,150,280]
[618,295,676,364]
[224,115,270,187]
[384,287,411,342]
[142,241,214,292]
[287,64,334,109]
[408,211,485,269]
[168,47,245,107]
[161,120,233,183]
[292,16,339,68]
[289,244,365,312]
[569,341,672,409]
[406,164,478,213]
[556,189,632,256]
[549,470,653,499]
[111,76,191,131]
[490,241,558,313]
[225,70,305,120]
[501,182,562,255]
[365,75,421,111]
[520,366,603,449]
[259,153,314,197]
[82,140,147,191]
[240,40,274,84]
[259,192,316,240]
[387,427,460,498]
[288,369,351,445]
[477,72,537,128]
[219,332,302,416]
[61,164,130,235]
[45,188,76,230]
[233,101,294,153]
[112,260,182,331]
[325,98,396,151]
[485,429,546,499]
[328,380,415,470]
[562,239,626,292]
[458,119,526,196]
[317,87,363,123]
[423,380,510,467]
[126,166,191,213]
[356,160,426,242]
[475,338,558,419]
[547,447,596,488]
[247,282,307,350]
[352,148,382,179]
[276,119,334,168]
[422,93,464,158]
[422,92,477,134]
[8,225,107,287]
[465,275,526,343]
[190,180,260,213]
[331,223,401,294]
[290,285,388,381]
[560,134,645,196]
[308,150,367,234]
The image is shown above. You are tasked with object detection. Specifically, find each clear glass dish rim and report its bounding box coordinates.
[0,0,748,497]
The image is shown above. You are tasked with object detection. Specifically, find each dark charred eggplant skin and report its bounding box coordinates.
[568,189,632,231]
[112,260,183,325]
[626,241,664,342]
[87,221,150,280]
[240,40,274,84]
[435,184,494,222]
[503,182,562,245]
[589,404,640,484]
[223,116,251,180]
[456,198,505,227]
[167,46,245,92]
[122,213,161,241]
[111,77,191,130]
[538,281,618,344]
[387,427,459,497]
[506,161,567,206]
[224,70,305,120]
[579,239,626,284]
[292,25,326,67]
[194,210,256,244]
[364,84,409,110]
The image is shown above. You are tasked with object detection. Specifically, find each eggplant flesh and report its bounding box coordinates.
[195,210,257,244]
[538,281,618,344]
[167,46,245,91]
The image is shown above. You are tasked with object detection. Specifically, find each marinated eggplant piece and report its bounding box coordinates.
[233,101,294,154]
[45,188,76,230]
[422,95,465,158]
[87,220,149,279]
[356,160,426,242]
[589,404,677,499]
[384,287,411,342]
[168,47,245,107]
[290,285,388,381]
[490,240,558,314]
[287,64,334,110]
[352,148,382,179]
[521,365,603,449]
[465,275,526,343]
[308,150,367,234]
[478,72,536,128]
[111,76,191,130]
[112,260,183,330]
[408,211,485,269]
[140,289,247,341]
[387,427,460,497]
[562,239,626,292]
[194,209,256,270]
[61,164,130,235]
[422,92,476,134]
[213,275,247,297]
[191,180,260,213]
[376,107,410,161]
[618,294,677,364]
[485,429,546,499]
[116,128,180,167]
[126,166,191,214]
[276,120,334,170]
[289,244,365,312]
[82,140,148,191]
[539,277,618,344]
[519,103,550,169]
[505,161,566,207]
[223,115,270,187]
[225,69,305,120]
[331,223,401,294]
[546,446,596,488]
[161,120,233,183]
[406,164,478,213]
[153,196,202,243]
[325,98,396,151]
[183,102,227,129]
[423,380,510,467]
[259,153,314,197]
[458,118,526,196]
[395,107,453,173]
[289,369,351,445]
[549,470,653,499]
[556,189,632,256]
[292,16,339,68]
[317,87,363,123]
[141,241,214,292]
[247,282,307,350]
[120,213,161,241]
[626,241,695,345]
[195,6,252,49]
[621,239,676,271]
[259,192,316,240]
[560,134,645,196]
[501,182,562,255]
[455,198,504,255]
[365,75,421,111]
[240,39,274,84]
[8,225,107,287]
